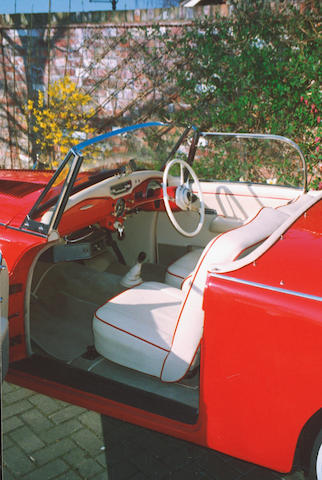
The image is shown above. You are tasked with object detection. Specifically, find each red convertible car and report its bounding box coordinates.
[0,122,321,478]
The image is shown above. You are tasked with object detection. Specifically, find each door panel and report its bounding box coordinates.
[157,180,300,250]
[199,181,301,220]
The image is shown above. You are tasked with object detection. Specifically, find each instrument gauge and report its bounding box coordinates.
[146,180,162,199]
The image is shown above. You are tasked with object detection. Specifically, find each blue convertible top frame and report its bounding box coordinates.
[73,122,166,154]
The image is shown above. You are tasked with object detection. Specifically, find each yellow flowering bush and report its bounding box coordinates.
[25,76,95,167]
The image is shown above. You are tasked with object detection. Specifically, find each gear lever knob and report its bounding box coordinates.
[138,251,146,263]
[120,251,146,288]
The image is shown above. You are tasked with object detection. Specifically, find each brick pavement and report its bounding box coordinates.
[2,382,306,480]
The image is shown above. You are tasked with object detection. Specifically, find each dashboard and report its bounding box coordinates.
[57,170,165,237]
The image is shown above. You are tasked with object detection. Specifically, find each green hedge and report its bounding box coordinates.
[155,0,321,188]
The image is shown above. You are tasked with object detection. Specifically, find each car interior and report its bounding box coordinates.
[24,127,313,424]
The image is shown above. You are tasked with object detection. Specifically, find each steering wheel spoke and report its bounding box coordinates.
[180,164,185,185]
[162,158,205,237]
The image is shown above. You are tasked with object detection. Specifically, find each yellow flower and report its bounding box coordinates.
[24,75,95,159]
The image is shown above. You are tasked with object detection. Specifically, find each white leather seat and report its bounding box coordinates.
[93,282,183,378]
[93,206,290,383]
[165,205,290,289]
[165,248,203,289]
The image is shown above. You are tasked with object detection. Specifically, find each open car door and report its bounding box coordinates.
[0,251,9,382]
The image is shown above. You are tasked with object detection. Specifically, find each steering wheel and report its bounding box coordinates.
[162,158,205,237]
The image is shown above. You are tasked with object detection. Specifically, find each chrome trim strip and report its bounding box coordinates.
[211,273,322,302]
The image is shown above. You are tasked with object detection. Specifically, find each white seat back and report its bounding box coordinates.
[161,207,289,382]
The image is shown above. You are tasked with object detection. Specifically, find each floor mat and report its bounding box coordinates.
[31,291,97,362]
[30,260,168,363]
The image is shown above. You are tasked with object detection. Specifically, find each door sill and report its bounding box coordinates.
[10,354,199,425]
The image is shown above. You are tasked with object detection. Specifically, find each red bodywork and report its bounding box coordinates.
[202,200,322,471]
[1,167,321,474]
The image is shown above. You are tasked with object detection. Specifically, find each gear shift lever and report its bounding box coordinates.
[120,251,146,288]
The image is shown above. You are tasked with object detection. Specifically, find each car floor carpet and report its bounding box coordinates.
[31,292,97,362]
[30,262,124,362]
[30,260,167,362]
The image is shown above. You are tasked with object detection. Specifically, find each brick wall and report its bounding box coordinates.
[0,4,229,168]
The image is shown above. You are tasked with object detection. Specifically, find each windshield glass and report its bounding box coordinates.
[63,123,192,198]
[28,123,191,230]
[75,123,190,174]
[194,132,307,189]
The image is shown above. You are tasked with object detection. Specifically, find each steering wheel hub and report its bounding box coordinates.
[175,184,194,210]
[163,158,205,237]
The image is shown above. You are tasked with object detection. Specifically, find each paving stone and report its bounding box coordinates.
[72,428,105,456]
[102,423,133,445]
[126,433,173,459]
[91,472,109,480]
[3,387,35,405]
[9,425,46,454]
[129,473,148,480]
[79,410,104,434]
[3,445,36,477]
[2,382,20,394]
[49,404,86,424]
[108,461,138,480]
[2,399,33,419]
[188,444,209,458]
[22,458,69,480]
[104,442,137,467]
[223,456,256,475]
[160,443,204,470]
[241,466,282,479]
[29,394,67,415]
[96,451,108,468]
[282,471,306,480]
[2,415,24,434]
[20,407,54,433]
[38,418,83,443]
[3,434,14,450]
[2,466,18,480]
[2,382,307,480]
[165,466,211,479]
[74,457,104,478]
[32,438,75,465]
[55,471,83,480]
[63,446,93,469]
[161,451,194,471]
[195,453,242,480]
[130,451,170,478]
[100,415,125,430]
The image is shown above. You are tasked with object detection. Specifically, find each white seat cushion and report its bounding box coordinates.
[93,206,292,383]
[93,282,183,378]
[165,248,203,289]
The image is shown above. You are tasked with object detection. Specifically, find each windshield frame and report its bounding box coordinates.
[22,150,81,236]
[21,125,307,237]
[22,121,185,236]
[74,121,166,154]
[197,131,307,191]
